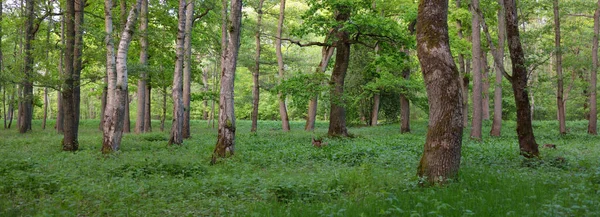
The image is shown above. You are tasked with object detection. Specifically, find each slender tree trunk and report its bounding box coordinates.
[482,51,490,120]
[182,0,194,139]
[100,76,107,130]
[202,67,209,120]
[251,0,265,133]
[589,0,599,135]
[144,84,152,132]
[400,67,411,133]
[553,0,566,134]
[102,0,142,154]
[168,0,186,145]
[135,0,148,134]
[370,44,381,127]
[305,39,334,131]
[504,0,539,157]
[212,0,243,164]
[72,0,84,133]
[416,0,463,185]
[42,88,48,129]
[123,93,131,133]
[328,7,351,137]
[19,0,34,133]
[161,86,166,131]
[470,0,483,140]
[8,90,14,129]
[490,0,506,136]
[463,60,470,127]
[276,0,290,132]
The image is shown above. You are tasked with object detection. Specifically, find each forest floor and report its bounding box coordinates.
[1,119,599,216]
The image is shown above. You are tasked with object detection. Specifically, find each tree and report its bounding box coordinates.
[182,0,194,139]
[554,0,567,134]
[102,0,143,153]
[211,0,242,164]
[470,0,483,140]
[276,0,291,132]
[251,0,265,133]
[168,0,187,145]
[416,0,464,185]
[328,5,352,137]
[135,0,149,134]
[304,34,334,131]
[588,0,599,135]
[490,0,506,136]
[19,0,34,133]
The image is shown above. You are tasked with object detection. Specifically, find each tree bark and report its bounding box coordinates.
[455,0,468,129]
[305,38,334,131]
[470,0,483,140]
[251,0,265,133]
[102,0,142,154]
[212,0,243,164]
[100,76,108,130]
[144,84,152,132]
[416,0,463,185]
[370,44,381,126]
[504,0,539,157]
[553,0,566,134]
[73,0,84,133]
[19,0,34,133]
[276,0,291,132]
[62,0,78,151]
[202,67,209,120]
[327,7,351,137]
[182,0,194,139]
[168,0,186,145]
[490,0,506,136]
[400,67,411,133]
[589,0,600,135]
[161,86,166,131]
[482,51,490,120]
[135,0,148,134]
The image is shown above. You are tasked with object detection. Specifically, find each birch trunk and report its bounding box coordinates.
[135,0,148,134]
[168,0,186,145]
[276,0,290,132]
[182,0,194,139]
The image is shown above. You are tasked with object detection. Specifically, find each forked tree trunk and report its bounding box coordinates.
[182,0,194,139]
[276,0,290,132]
[416,0,463,185]
[102,0,142,154]
[251,0,265,133]
[589,0,599,135]
[19,0,34,133]
[553,0,566,135]
[168,0,186,145]
[504,0,539,157]
[490,0,506,136]
[135,0,148,134]
[470,0,483,140]
[212,0,243,164]
[400,67,411,133]
[305,39,334,131]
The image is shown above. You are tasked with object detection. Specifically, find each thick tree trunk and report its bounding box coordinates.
[589,0,600,135]
[327,7,351,137]
[416,0,463,185]
[168,0,186,145]
[62,0,78,151]
[490,0,506,136]
[400,67,411,133]
[305,41,334,131]
[135,0,148,134]
[553,0,566,134]
[182,0,194,139]
[482,51,490,120]
[504,0,539,157]
[251,0,265,133]
[276,0,290,132]
[73,0,84,132]
[19,0,34,133]
[212,0,242,164]
[470,0,483,140]
[102,0,142,154]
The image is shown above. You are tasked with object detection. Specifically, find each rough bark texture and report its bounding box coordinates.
[305,39,334,131]
[182,0,194,139]
[455,0,468,128]
[251,0,265,133]
[400,67,411,133]
[276,0,291,132]
[504,0,539,157]
[73,0,84,132]
[482,51,490,120]
[168,0,186,145]
[135,0,148,134]
[62,0,78,151]
[212,0,242,164]
[102,0,142,154]
[328,7,351,137]
[490,0,506,136]
[589,0,600,135]
[202,67,209,120]
[144,84,152,132]
[416,0,463,185]
[470,0,483,140]
[553,0,566,134]
[19,0,34,133]
[123,93,130,133]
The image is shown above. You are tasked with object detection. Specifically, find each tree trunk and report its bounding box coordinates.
[553,0,566,134]
[168,0,186,145]
[276,0,290,132]
[400,67,411,133]
[182,0,194,139]
[327,7,351,137]
[470,0,483,140]
[490,0,506,136]
[504,0,539,157]
[19,0,34,134]
[161,86,166,131]
[73,0,84,133]
[370,44,381,127]
[100,76,107,130]
[251,0,265,133]
[123,93,130,133]
[42,88,48,129]
[305,39,334,131]
[8,90,14,129]
[144,84,152,132]
[62,0,78,151]
[202,67,209,120]
[589,0,600,135]
[135,0,148,134]
[463,60,470,127]
[416,0,463,185]
[102,0,142,154]
[211,0,242,164]
[482,51,490,120]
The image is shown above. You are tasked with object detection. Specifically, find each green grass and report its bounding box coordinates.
[1,119,599,216]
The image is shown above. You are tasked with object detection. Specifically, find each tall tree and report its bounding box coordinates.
[276,0,291,132]
[400,62,411,133]
[211,0,242,164]
[504,0,539,157]
[470,0,483,140]
[102,0,142,153]
[135,0,149,134]
[589,0,600,135]
[62,0,80,151]
[304,34,334,131]
[370,44,381,126]
[19,0,35,133]
[251,0,265,133]
[553,0,566,134]
[169,0,187,145]
[182,0,194,139]
[327,6,352,137]
[416,0,464,185]
[490,0,506,136]
[454,0,469,128]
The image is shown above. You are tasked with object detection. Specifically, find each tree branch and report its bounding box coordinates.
[273,36,333,47]
[565,14,593,19]
[193,7,212,24]
[476,7,512,81]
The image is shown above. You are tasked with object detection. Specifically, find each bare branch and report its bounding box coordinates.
[565,14,593,19]
[273,36,333,47]
[193,7,212,24]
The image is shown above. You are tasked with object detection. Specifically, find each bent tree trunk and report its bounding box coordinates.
[251,0,265,133]
[416,0,464,185]
[168,0,186,145]
[588,0,599,135]
[212,0,243,164]
[504,0,539,157]
[328,7,351,137]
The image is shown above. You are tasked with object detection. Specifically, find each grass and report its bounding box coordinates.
[1,119,599,216]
